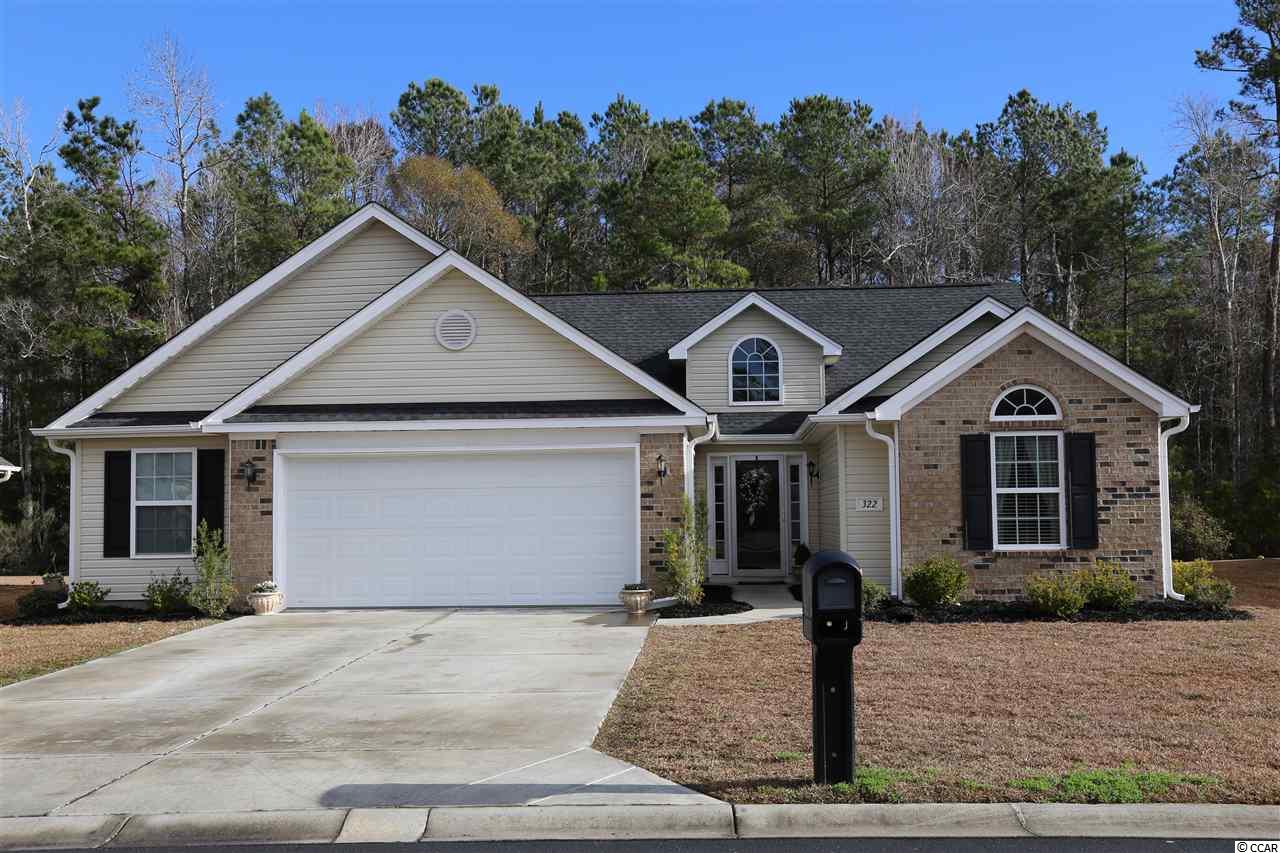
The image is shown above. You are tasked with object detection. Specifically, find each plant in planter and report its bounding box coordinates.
[248,580,284,615]
[618,582,652,614]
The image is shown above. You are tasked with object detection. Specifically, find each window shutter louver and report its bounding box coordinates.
[1065,432,1099,549]
[197,449,226,537]
[960,434,993,550]
[103,451,131,558]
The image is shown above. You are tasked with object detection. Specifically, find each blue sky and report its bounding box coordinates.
[1,0,1241,179]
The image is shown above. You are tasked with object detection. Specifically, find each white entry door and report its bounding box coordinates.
[281,448,638,607]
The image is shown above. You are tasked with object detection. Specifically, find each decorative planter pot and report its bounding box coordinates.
[619,587,653,615]
[248,591,283,615]
[42,576,66,593]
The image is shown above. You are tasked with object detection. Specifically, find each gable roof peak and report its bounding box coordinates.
[666,291,843,361]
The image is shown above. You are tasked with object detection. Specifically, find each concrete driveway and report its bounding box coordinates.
[0,609,713,817]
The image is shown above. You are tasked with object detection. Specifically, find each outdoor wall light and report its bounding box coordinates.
[238,459,259,488]
[808,460,820,483]
[656,454,669,479]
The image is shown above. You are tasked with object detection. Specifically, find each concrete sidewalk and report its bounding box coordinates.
[1,802,1276,847]
[664,584,800,625]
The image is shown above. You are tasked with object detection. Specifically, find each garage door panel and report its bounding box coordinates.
[283,449,637,607]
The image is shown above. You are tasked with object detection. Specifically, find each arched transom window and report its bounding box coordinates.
[991,385,1060,421]
[731,337,781,403]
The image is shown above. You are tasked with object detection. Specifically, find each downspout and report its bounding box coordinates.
[1159,414,1191,601]
[684,414,719,502]
[865,419,902,599]
[47,439,79,607]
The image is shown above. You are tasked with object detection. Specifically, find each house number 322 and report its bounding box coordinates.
[855,497,883,512]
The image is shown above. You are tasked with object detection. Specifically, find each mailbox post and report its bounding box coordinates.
[801,549,863,785]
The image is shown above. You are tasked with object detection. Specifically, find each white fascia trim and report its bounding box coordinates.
[46,205,446,430]
[204,253,704,425]
[713,433,802,444]
[817,297,1014,416]
[874,307,1197,420]
[31,425,202,439]
[667,292,843,361]
[203,415,706,434]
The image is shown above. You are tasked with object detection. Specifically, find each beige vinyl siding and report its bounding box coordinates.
[842,425,892,587]
[816,429,841,552]
[869,315,1000,397]
[266,271,653,404]
[685,307,824,412]
[105,223,434,413]
[78,435,227,601]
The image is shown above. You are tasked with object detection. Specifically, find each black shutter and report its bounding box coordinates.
[1065,432,1098,549]
[197,449,226,536]
[960,434,993,550]
[103,451,131,558]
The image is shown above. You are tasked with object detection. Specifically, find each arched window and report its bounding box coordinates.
[730,337,781,403]
[991,385,1060,421]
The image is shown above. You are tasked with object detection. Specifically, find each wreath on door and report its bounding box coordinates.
[738,466,774,528]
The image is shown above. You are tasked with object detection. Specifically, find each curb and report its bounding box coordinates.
[1,803,1277,848]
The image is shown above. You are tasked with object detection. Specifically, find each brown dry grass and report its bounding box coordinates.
[1213,559,1280,608]
[595,610,1280,804]
[0,618,217,687]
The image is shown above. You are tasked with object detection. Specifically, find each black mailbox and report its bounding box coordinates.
[802,549,863,646]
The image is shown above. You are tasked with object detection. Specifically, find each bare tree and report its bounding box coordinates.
[0,99,59,254]
[129,33,219,332]
[314,101,394,206]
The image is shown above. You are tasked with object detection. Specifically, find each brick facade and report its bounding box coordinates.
[898,333,1163,599]
[228,438,275,598]
[639,433,686,590]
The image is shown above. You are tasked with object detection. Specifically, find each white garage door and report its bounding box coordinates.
[282,449,638,607]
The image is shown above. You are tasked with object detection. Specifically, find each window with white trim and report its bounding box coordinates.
[133,451,195,555]
[787,461,802,554]
[991,433,1064,548]
[991,385,1060,420]
[730,337,781,403]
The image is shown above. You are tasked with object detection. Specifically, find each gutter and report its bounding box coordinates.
[1158,414,1192,601]
[684,415,719,502]
[864,419,903,598]
[46,439,78,607]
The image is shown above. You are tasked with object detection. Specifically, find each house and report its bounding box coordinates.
[0,456,18,484]
[34,204,1198,607]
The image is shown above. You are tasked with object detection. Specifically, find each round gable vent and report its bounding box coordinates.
[435,309,477,350]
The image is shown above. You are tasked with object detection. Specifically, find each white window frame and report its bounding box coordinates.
[990,384,1062,422]
[728,335,784,407]
[786,454,810,564]
[990,431,1066,551]
[130,448,198,559]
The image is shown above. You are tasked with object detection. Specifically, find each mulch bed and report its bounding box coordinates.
[595,608,1280,805]
[658,600,753,619]
[787,584,1250,623]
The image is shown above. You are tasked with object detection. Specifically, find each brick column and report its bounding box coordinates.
[228,438,275,597]
[639,433,686,590]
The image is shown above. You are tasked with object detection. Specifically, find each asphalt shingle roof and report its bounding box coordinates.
[715,412,812,436]
[533,283,1025,405]
[71,411,210,429]
[0,455,17,470]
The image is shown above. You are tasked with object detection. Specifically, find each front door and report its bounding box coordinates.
[732,457,785,577]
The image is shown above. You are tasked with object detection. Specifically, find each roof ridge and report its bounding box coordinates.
[531,281,1021,298]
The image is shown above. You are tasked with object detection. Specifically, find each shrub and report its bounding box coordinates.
[902,556,968,608]
[189,521,235,618]
[1174,560,1235,610]
[252,580,279,594]
[663,494,708,607]
[1186,577,1235,611]
[145,570,193,614]
[1170,497,1232,560]
[1077,561,1137,610]
[1172,558,1214,595]
[67,580,110,613]
[17,587,61,619]
[862,580,888,611]
[1025,573,1086,618]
